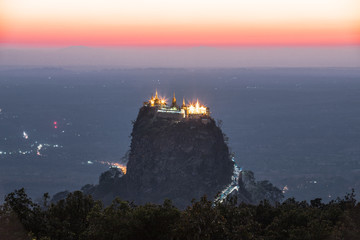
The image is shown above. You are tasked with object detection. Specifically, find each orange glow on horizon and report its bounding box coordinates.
[2,25,358,46]
[1,0,359,46]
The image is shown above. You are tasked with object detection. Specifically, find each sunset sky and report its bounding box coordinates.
[1,0,359,46]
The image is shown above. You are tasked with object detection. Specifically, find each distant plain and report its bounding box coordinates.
[0,67,359,202]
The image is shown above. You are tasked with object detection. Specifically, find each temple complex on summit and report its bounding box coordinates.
[143,90,210,119]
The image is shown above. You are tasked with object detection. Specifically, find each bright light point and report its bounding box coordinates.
[188,100,207,115]
[23,131,29,139]
[98,161,127,174]
[53,121,57,125]
[282,185,289,193]
[54,126,58,129]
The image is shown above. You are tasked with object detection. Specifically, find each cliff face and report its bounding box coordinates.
[74,106,283,207]
[120,107,233,207]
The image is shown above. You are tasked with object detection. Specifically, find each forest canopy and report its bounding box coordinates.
[1,189,360,240]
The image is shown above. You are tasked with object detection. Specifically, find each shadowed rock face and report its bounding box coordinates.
[81,106,234,208]
[121,106,234,207]
[71,106,283,207]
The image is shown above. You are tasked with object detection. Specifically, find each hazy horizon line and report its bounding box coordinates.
[1,44,360,50]
[1,45,359,68]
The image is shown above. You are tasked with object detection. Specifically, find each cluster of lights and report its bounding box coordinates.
[149,98,167,106]
[149,90,168,107]
[146,91,209,117]
[282,185,289,194]
[23,131,29,139]
[188,100,207,115]
[37,144,43,156]
[0,143,62,157]
[112,163,127,174]
[98,160,127,174]
[215,157,242,203]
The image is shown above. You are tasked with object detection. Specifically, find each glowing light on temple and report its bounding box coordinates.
[188,100,207,115]
[144,91,210,118]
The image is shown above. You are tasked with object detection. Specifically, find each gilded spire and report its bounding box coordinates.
[145,91,209,117]
[154,89,160,105]
[172,92,176,103]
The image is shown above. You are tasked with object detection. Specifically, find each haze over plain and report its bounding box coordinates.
[1,0,360,202]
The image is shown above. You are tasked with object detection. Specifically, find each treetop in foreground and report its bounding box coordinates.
[1,189,359,240]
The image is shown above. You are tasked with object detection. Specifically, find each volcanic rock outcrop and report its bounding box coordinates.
[125,106,234,207]
[79,105,283,208]
[85,106,233,208]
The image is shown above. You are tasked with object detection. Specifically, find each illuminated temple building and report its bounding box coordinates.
[143,90,210,119]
